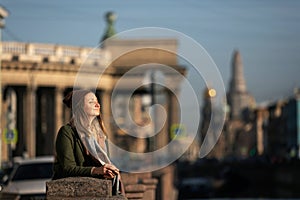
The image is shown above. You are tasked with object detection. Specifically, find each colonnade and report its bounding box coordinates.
[1,40,186,199]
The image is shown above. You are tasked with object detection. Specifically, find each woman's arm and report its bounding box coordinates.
[55,125,93,177]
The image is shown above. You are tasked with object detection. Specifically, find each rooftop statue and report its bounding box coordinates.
[100,11,117,44]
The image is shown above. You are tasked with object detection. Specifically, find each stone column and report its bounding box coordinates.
[0,41,3,163]
[0,85,3,166]
[154,165,176,200]
[256,109,265,155]
[101,90,114,141]
[133,95,146,153]
[0,85,8,162]
[55,87,64,138]
[141,176,158,200]
[25,84,37,158]
[155,94,168,150]
[168,89,180,126]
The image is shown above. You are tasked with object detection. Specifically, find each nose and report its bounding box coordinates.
[95,102,100,108]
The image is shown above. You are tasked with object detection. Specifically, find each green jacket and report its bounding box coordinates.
[52,124,102,179]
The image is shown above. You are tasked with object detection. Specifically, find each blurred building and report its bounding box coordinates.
[199,49,300,160]
[0,10,189,199]
[227,50,255,120]
[255,89,300,159]
[225,50,256,157]
[0,39,186,199]
[198,87,226,159]
[198,50,257,159]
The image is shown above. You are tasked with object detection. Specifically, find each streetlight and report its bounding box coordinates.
[142,69,165,151]
[0,5,9,168]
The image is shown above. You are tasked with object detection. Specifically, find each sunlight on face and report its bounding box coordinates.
[84,92,100,118]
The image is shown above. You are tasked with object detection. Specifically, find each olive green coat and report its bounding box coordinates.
[52,124,102,179]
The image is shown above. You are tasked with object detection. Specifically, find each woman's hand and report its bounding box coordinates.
[92,164,119,179]
[102,163,119,179]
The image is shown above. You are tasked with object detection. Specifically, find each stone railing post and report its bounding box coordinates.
[140,177,158,200]
[121,172,158,200]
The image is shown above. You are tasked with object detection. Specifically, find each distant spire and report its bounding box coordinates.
[229,50,247,93]
[100,11,117,44]
[227,50,254,119]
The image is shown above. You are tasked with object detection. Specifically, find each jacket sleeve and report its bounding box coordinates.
[55,125,93,177]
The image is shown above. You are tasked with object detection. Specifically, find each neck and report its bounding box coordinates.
[88,116,96,126]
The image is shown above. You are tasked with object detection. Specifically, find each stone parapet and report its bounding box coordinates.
[46,177,126,200]
[45,173,158,200]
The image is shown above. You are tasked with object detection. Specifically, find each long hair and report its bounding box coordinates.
[70,92,107,138]
[70,92,111,165]
[98,113,108,136]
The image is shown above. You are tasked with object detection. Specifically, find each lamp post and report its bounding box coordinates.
[0,5,9,168]
[142,69,165,152]
[142,70,157,152]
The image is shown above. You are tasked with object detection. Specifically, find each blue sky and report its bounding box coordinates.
[1,0,300,104]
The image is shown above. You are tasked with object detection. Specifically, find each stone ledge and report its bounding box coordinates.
[47,197,126,200]
[46,177,126,199]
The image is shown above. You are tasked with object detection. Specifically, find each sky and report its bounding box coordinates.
[1,0,300,104]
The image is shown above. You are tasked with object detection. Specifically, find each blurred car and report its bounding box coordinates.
[0,165,13,185]
[0,156,54,200]
[177,177,213,199]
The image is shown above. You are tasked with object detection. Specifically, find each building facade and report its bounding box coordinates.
[225,50,256,157]
[1,39,186,199]
[199,50,257,159]
[256,90,300,159]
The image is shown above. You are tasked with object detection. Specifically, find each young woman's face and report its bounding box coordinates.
[83,92,100,118]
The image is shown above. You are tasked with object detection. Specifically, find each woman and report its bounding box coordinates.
[53,89,124,195]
